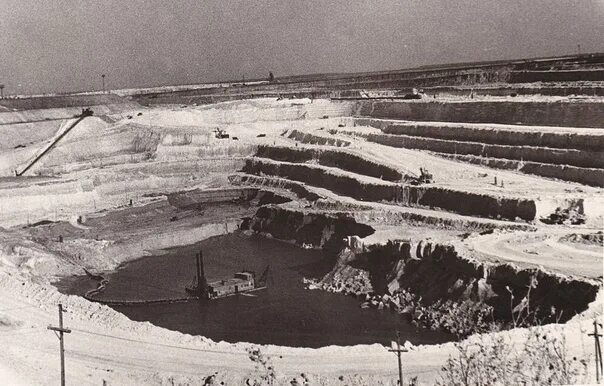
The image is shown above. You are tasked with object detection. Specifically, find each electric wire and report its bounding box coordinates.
[70,327,250,356]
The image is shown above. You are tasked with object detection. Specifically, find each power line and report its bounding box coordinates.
[63,349,216,378]
[70,327,250,356]
[41,325,445,381]
[47,304,71,386]
[70,327,398,361]
[589,319,603,383]
[389,330,408,385]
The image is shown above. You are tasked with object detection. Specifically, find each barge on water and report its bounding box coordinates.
[185,250,269,300]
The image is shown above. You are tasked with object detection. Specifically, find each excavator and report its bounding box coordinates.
[404,167,433,185]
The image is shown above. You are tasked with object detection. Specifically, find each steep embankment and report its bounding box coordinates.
[1,188,279,278]
[338,239,598,322]
[350,117,604,186]
[377,121,604,151]
[256,145,403,181]
[0,93,139,111]
[243,158,537,221]
[286,129,351,147]
[242,205,374,252]
[0,157,246,228]
[437,153,604,187]
[244,206,601,332]
[355,99,604,128]
[228,174,323,201]
[0,104,136,125]
[0,120,64,151]
[365,133,603,169]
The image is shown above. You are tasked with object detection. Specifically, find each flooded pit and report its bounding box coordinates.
[56,232,453,348]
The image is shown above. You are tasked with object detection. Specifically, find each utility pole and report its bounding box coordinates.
[101,74,106,93]
[48,304,71,386]
[389,330,408,386]
[589,319,603,383]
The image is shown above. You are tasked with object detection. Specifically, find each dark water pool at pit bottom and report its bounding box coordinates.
[55,232,453,348]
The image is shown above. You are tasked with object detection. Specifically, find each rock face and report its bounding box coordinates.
[356,100,604,128]
[242,206,374,252]
[367,132,604,169]
[256,145,403,181]
[438,153,604,187]
[245,205,600,330]
[243,158,537,221]
[287,129,351,147]
[325,239,599,325]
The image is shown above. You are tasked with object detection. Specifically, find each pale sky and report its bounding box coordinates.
[1,0,603,94]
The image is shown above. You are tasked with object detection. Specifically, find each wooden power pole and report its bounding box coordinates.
[589,319,603,383]
[389,330,408,385]
[48,304,71,386]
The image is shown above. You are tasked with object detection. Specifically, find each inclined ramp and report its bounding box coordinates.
[16,112,90,176]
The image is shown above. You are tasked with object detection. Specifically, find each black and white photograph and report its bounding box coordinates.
[0,1,603,385]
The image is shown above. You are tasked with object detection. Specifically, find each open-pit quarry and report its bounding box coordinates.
[0,55,603,385]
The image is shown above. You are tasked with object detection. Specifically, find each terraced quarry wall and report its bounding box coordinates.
[352,118,604,186]
[0,119,154,176]
[0,94,137,111]
[510,69,604,83]
[228,174,323,201]
[167,187,261,208]
[379,122,604,151]
[126,54,603,109]
[243,158,537,221]
[287,129,351,147]
[421,85,604,97]
[0,157,246,227]
[1,68,603,385]
[132,65,512,106]
[193,100,355,123]
[366,133,603,169]
[0,104,137,125]
[256,145,402,181]
[439,154,604,187]
[132,90,333,106]
[0,95,140,170]
[356,100,604,128]
[0,120,64,150]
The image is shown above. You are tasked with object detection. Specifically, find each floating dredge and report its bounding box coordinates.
[185,250,270,300]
